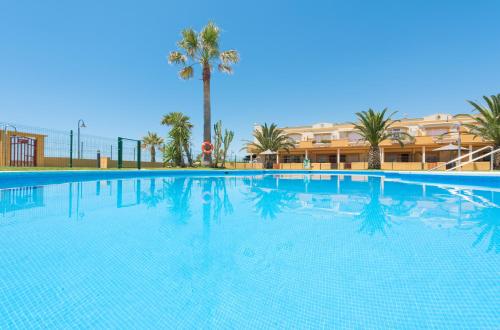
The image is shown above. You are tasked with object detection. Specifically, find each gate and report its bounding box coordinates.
[10,136,37,167]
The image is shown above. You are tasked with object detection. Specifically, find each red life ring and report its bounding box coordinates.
[201,141,214,155]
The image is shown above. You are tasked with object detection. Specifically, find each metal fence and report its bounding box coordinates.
[0,122,163,169]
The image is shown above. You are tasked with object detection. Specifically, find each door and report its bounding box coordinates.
[10,136,37,167]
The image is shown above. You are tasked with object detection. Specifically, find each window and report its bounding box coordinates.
[347,132,362,142]
[390,128,402,139]
[314,134,331,143]
[317,155,328,163]
[287,134,302,143]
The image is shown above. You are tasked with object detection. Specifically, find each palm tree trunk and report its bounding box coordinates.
[202,64,212,166]
[183,142,193,166]
[494,144,500,170]
[150,146,156,163]
[368,145,381,169]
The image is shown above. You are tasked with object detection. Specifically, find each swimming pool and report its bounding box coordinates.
[1,170,499,328]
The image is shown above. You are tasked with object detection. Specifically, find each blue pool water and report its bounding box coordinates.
[0,171,499,329]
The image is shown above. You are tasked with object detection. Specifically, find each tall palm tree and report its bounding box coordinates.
[161,112,194,166]
[168,22,239,166]
[244,123,295,169]
[463,94,500,169]
[142,132,164,163]
[352,109,408,169]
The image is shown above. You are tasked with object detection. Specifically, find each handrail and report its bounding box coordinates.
[447,147,500,171]
[428,145,493,171]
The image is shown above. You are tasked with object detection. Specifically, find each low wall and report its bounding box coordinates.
[351,162,368,170]
[460,162,490,171]
[45,157,97,168]
[381,162,424,171]
[225,162,263,170]
[275,162,489,171]
[44,156,163,168]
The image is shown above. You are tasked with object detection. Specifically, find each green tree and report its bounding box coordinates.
[162,140,182,167]
[161,112,193,166]
[463,94,500,169]
[168,22,239,166]
[141,132,164,163]
[244,123,295,168]
[352,109,408,169]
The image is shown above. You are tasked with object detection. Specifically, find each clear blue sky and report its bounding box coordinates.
[1,0,499,156]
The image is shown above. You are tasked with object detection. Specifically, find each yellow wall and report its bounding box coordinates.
[44,156,163,168]
[460,162,490,171]
[44,157,95,167]
[0,130,46,166]
[351,162,368,170]
[225,162,264,170]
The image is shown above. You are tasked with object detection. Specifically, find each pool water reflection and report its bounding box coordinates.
[0,174,499,328]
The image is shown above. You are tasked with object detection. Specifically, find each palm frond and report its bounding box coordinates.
[218,63,233,74]
[465,94,500,145]
[351,108,399,146]
[178,28,199,58]
[200,22,220,51]
[168,51,186,65]
[178,66,194,80]
[219,50,239,64]
[245,123,295,153]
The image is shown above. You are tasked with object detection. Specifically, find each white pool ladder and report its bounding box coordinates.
[428,146,500,172]
[447,147,500,171]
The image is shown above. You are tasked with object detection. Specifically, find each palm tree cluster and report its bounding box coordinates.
[463,94,500,169]
[169,22,239,166]
[161,112,193,167]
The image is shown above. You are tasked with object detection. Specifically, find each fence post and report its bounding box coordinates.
[97,150,101,168]
[69,130,73,168]
[137,140,141,170]
[118,137,123,169]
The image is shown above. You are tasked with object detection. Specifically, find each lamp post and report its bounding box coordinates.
[77,119,86,159]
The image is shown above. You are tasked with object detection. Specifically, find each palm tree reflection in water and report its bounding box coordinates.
[141,179,164,208]
[246,176,297,220]
[474,212,500,253]
[162,177,193,224]
[357,177,392,236]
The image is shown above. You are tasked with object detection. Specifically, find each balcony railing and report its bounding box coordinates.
[290,133,488,150]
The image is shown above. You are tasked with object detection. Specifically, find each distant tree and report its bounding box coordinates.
[142,132,164,163]
[168,22,239,166]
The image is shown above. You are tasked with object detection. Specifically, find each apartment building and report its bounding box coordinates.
[254,113,492,170]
